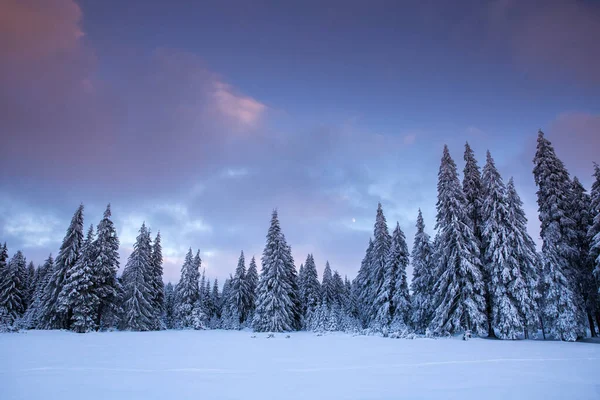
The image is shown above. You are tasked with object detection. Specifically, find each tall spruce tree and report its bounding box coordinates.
[25,262,36,308]
[39,204,84,329]
[589,163,600,329]
[0,250,27,324]
[229,251,249,326]
[430,145,487,335]
[331,270,345,307]
[302,255,321,315]
[121,223,155,331]
[321,261,335,307]
[354,238,374,327]
[22,255,54,328]
[373,222,410,332]
[175,249,200,329]
[533,130,584,341]
[570,177,598,336]
[92,204,122,329]
[506,178,541,337]
[481,151,534,339]
[368,204,392,323]
[410,210,435,333]
[59,225,100,333]
[150,232,165,329]
[253,210,300,332]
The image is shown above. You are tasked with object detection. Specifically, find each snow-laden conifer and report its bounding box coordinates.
[39,204,84,329]
[59,225,100,333]
[121,223,155,331]
[0,250,27,325]
[253,210,300,332]
[533,130,584,340]
[410,210,435,333]
[430,146,487,335]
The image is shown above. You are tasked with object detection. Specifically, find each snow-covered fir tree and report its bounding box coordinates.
[39,204,84,329]
[589,163,600,319]
[253,210,300,332]
[410,210,435,333]
[354,238,373,327]
[0,250,27,325]
[506,178,541,338]
[533,130,584,341]
[463,142,484,248]
[22,255,54,329]
[228,251,249,327]
[150,232,165,329]
[373,222,410,333]
[331,270,345,307]
[570,177,598,336]
[367,204,392,326]
[481,151,535,339]
[430,145,487,336]
[174,249,200,329]
[92,204,122,330]
[58,225,100,333]
[299,254,321,324]
[321,261,335,307]
[24,262,35,308]
[121,223,155,331]
[245,256,259,319]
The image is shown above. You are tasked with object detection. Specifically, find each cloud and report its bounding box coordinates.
[212,82,267,128]
[0,0,83,62]
[488,0,600,83]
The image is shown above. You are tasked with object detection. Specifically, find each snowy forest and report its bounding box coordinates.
[1,131,599,342]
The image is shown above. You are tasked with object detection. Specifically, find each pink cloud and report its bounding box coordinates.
[0,0,83,62]
[212,82,267,128]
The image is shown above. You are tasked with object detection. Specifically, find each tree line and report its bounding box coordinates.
[1,131,599,341]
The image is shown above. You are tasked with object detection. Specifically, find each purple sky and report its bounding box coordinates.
[1,0,599,284]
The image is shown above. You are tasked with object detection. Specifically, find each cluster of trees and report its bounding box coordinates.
[2,131,599,341]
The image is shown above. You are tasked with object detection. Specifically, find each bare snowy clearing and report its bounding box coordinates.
[1,330,599,400]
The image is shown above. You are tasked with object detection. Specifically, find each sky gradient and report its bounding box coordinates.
[1,0,599,284]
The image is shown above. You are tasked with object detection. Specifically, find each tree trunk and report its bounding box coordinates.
[588,312,597,337]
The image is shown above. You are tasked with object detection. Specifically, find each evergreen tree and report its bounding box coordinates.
[91,204,122,329]
[24,262,36,308]
[245,256,259,317]
[164,282,175,329]
[570,177,598,336]
[121,223,155,331]
[506,178,541,337]
[175,249,200,329]
[39,204,84,329]
[368,204,392,322]
[150,232,165,329]
[0,250,27,324]
[533,130,584,340]
[321,261,335,306]
[211,279,220,319]
[331,270,345,307]
[463,142,484,247]
[589,163,600,328]
[58,225,100,333]
[253,210,300,332]
[0,243,7,276]
[229,251,248,326]
[299,254,321,322]
[373,222,410,332]
[354,238,374,327]
[430,146,487,335]
[22,255,54,329]
[481,151,536,339]
[410,210,435,333]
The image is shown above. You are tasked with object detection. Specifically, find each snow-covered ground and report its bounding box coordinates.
[1,330,599,400]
